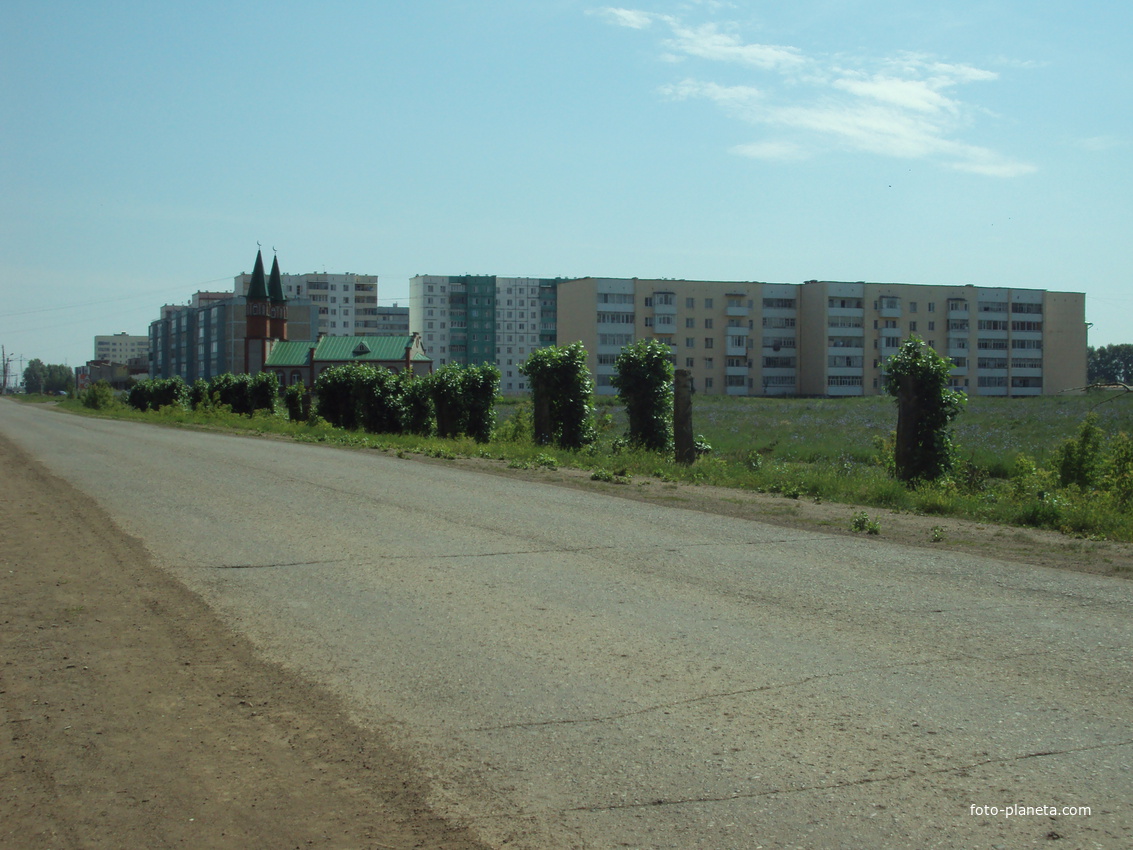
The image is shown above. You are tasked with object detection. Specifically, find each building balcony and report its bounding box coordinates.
[725,365,749,377]
[726,304,751,317]
[880,306,901,318]
[726,384,748,396]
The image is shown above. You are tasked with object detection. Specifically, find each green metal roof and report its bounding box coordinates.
[313,335,429,362]
[263,340,313,368]
[265,336,431,368]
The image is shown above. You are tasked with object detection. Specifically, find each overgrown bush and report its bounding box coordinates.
[209,373,253,415]
[314,364,363,430]
[125,377,189,412]
[250,371,280,415]
[81,380,116,410]
[283,382,311,422]
[1053,413,1104,489]
[1103,431,1133,506]
[460,363,500,443]
[883,336,965,483]
[188,378,211,410]
[519,342,596,449]
[427,363,499,442]
[399,370,434,437]
[611,338,674,452]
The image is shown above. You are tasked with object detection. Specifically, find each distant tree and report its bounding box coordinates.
[44,364,75,395]
[23,359,46,393]
[23,359,73,394]
[1087,344,1133,385]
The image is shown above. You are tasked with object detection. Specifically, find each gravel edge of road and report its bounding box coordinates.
[0,428,493,850]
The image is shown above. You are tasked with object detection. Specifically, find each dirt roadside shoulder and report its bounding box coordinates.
[0,431,489,850]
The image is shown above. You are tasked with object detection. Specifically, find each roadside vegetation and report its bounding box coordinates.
[41,364,1133,543]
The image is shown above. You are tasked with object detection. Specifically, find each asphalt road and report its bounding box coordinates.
[2,401,1130,849]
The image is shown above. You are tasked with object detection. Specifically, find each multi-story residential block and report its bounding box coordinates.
[798,281,1086,396]
[410,274,561,394]
[94,332,148,365]
[556,278,1086,397]
[235,271,385,338]
[150,288,314,381]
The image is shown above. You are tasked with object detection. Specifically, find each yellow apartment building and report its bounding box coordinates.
[556,278,1087,397]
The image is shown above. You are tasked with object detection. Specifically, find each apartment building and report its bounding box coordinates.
[409,274,560,394]
[235,271,388,337]
[94,332,148,364]
[556,278,1087,397]
[149,292,314,381]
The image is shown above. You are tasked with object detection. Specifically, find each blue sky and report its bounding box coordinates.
[2,0,1130,370]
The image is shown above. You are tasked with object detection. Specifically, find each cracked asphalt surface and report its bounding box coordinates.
[2,400,1131,849]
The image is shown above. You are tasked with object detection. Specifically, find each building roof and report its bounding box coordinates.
[264,335,431,368]
[314,335,430,362]
[263,341,312,368]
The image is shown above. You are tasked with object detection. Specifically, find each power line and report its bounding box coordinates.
[0,278,233,320]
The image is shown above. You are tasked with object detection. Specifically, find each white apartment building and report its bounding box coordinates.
[410,275,559,394]
[93,332,148,364]
[235,271,396,337]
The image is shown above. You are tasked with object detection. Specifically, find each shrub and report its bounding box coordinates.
[283,382,310,422]
[250,371,280,414]
[883,336,966,483]
[520,342,596,449]
[1103,431,1133,506]
[399,371,434,437]
[125,377,188,412]
[81,380,116,410]
[611,338,674,452]
[1053,413,1104,489]
[427,363,499,443]
[461,363,500,444]
[209,373,252,415]
[850,511,881,534]
[359,367,406,435]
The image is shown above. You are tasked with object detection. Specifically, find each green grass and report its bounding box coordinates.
[52,390,1133,542]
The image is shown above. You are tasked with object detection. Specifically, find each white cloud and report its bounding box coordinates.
[731,140,810,162]
[594,7,656,29]
[597,7,1033,177]
[660,78,764,112]
[1075,135,1124,152]
[664,22,806,70]
[831,75,960,115]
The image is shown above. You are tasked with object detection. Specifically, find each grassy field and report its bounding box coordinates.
[37,388,1133,542]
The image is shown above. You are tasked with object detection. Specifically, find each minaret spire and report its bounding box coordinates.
[268,253,288,341]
